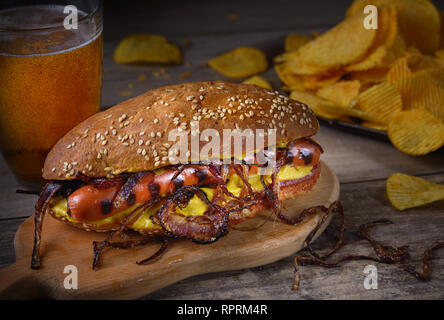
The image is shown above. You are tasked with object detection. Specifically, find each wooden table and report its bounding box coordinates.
[1,0,443,299]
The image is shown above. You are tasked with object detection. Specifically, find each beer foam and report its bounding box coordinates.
[0,5,102,56]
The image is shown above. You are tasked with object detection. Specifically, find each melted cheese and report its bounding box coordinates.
[50,165,313,230]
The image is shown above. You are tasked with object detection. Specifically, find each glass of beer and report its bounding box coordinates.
[0,0,103,185]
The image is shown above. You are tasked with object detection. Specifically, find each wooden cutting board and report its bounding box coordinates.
[0,161,339,299]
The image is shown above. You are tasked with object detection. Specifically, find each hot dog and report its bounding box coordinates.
[31,81,322,269]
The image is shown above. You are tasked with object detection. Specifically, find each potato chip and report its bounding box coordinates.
[278,13,377,75]
[361,121,388,131]
[395,71,434,110]
[209,47,268,78]
[275,56,329,76]
[356,81,402,123]
[316,80,361,107]
[300,73,344,90]
[429,67,444,89]
[409,54,444,73]
[386,173,444,210]
[435,50,444,61]
[346,7,406,72]
[289,90,352,122]
[274,64,304,91]
[388,109,444,156]
[350,67,389,86]
[295,14,377,70]
[346,0,440,54]
[386,56,412,84]
[114,34,182,64]
[319,102,381,123]
[242,75,272,90]
[394,70,444,121]
[285,34,313,52]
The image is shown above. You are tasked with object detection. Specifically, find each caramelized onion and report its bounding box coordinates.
[137,238,169,265]
[401,241,444,281]
[31,182,62,269]
[76,172,128,189]
[112,171,146,208]
[92,199,159,270]
[158,185,229,243]
[293,213,444,291]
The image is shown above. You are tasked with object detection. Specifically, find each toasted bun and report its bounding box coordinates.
[43,81,318,180]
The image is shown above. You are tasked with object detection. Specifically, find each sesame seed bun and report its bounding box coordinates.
[43,81,318,180]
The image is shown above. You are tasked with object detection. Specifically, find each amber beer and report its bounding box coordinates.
[0,3,103,183]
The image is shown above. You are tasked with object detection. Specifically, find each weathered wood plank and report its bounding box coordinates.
[0,159,38,220]
[100,31,290,108]
[0,218,24,269]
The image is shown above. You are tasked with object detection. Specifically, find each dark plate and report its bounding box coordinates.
[318,117,389,142]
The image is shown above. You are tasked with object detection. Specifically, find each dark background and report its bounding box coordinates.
[103,0,444,40]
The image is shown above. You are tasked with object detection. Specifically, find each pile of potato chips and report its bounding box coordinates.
[275,0,444,156]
